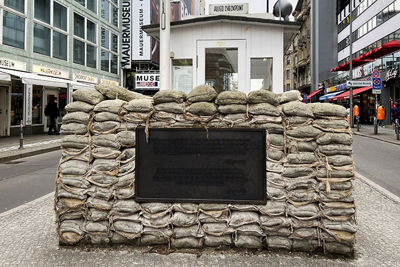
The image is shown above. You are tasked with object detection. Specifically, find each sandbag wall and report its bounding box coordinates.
[55,84,356,255]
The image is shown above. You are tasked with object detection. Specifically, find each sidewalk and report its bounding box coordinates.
[0,134,61,163]
[352,124,400,145]
[0,174,399,266]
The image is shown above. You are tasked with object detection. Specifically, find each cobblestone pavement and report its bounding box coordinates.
[0,178,399,267]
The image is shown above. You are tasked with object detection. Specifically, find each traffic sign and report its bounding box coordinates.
[372,77,381,94]
[346,80,372,87]
[372,70,380,78]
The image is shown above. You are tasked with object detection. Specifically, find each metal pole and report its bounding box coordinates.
[349,5,354,128]
[266,0,269,13]
[19,120,23,149]
[160,0,171,90]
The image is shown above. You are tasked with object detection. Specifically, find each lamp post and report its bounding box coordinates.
[159,0,171,91]
[349,4,354,128]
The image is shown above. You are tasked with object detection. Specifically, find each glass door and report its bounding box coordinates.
[0,86,9,136]
[197,40,246,93]
[43,88,59,132]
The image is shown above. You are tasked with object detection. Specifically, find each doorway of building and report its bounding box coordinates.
[196,40,246,93]
[43,88,59,133]
[0,86,9,136]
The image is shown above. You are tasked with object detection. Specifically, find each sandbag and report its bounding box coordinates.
[287,125,322,138]
[310,103,347,118]
[218,104,247,114]
[61,135,89,149]
[186,102,217,116]
[116,131,136,147]
[62,112,90,124]
[171,237,203,248]
[215,91,247,105]
[92,121,120,133]
[286,153,317,165]
[92,158,119,172]
[234,234,263,248]
[94,99,126,114]
[153,90,186,104]
[92,146,121,159]
[154,102,184,114]
[65,101,94,113]
[318,144,352,156]
[95,83,148,101]
[204,235,232,247]
[313,119,349,130]
[248,89,278,105]
[93,134,120,149]
[187,84,217,103]
[281,101,313,118]
[327,155,353,166]
[171,212,198,227]
[282,167,314,178]
[94,112,121,122]
[278,90,302,104]
[125,99,153,112]
[317,133,352,145]
[60,160,89,175]
[229,211,259,227]
[248,103,280,116]
[72,88,105,105]
[111,200,141,214]
[60,123,88,135]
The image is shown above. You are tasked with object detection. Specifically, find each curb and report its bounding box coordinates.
[353,131,400,146]
[0,145,60,163]
[356,172,400,204]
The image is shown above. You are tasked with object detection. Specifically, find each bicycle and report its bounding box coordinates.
[395,118,400,140]
[355,116,360,132]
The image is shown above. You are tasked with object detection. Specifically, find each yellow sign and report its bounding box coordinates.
[73,73,98,84]
[329,86,337,92]
[0,58,26,71]
[100,78,119,86]
[33,65,69,79]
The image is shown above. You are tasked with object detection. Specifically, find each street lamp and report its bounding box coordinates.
[160,0,181,91]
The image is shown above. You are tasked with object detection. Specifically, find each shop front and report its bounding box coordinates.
[0,63,96,136]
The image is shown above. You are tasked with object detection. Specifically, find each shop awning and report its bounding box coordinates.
[319,91,342,101]
[0,71,11,82]
[0,68,95,89]
[331,86,372,101]
[359,40,400,60]
[331,56,374,72]
[306,89,322,100]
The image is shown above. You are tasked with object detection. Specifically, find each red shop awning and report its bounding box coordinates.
[331,56,373,72]
[306,89,323,100]
[359,40,400,60]
[331,86,372,101]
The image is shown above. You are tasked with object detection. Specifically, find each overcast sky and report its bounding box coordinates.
[205,0,299,16]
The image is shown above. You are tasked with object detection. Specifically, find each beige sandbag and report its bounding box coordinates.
[281,101,314,118]
[94,99,126,114]
[125,99,153,112]
[248,89,278,105]
[278,90,302,104]
[65,101,94,113]
[72,88,105,105]
[215,91,247,105]
[154,102,184,114]
[248,103,280,116]
[95,83,148,101]
[186,102,217,116]
[153,90,186,104]
[317,133,353,145]
[187,84,217,103]
[287,125,322,138]
[218,104,247,114]
[310,103,347,117]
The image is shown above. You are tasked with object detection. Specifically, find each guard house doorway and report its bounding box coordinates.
[197,40,246,93]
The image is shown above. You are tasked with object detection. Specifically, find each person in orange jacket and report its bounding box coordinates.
[377,105,385,127]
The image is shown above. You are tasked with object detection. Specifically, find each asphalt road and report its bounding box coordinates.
[353,134,400,197]
[0,150,60,213]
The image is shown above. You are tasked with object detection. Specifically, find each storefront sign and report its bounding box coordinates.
[386,67,399,82]
[121,0,132,69]
[0,58,26,71]
[136,73,160,90]
[329,86,337,92]
[73,73,98,84]
[346,80,372,87]
[33,65,69,79]
[353,61,379,79]
[25,84,32,125]
[100,79,119,86]
[209,3,249,15]
[132,0,151,61]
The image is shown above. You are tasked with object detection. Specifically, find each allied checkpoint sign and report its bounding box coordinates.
[135,128,266,204]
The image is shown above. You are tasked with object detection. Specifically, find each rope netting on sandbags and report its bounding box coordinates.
[54,84,356,255]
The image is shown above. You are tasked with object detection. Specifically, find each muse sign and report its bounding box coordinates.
[135,73,160,90]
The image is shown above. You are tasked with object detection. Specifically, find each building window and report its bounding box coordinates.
[287,83,290,91]
[10,80,24,125]
[172,59,193,93]
[286,56,290,65]
[33,0,68,60]
[2,0,26,49]
[286,69,290,79]
[32,86,43,125]
[101,0,118,27]
[101,27,118,74]
[73,13,97,68]
[250,58,273,91]
[75,0,97,14]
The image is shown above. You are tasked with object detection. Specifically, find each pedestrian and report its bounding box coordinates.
[392,103,400,129]
[377,105,385,127]
[44,96,60,135]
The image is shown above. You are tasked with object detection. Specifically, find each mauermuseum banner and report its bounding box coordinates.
[121,0,132,69]
[133,0,151,61]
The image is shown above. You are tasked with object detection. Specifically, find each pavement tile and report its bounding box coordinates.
[0,177,399,266]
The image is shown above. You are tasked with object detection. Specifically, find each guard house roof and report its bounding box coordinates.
[142,15,301,51]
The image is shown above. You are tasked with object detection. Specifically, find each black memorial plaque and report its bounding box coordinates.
[135,128,266,204]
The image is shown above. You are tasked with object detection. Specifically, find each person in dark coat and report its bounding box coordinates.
[45,96,60,135]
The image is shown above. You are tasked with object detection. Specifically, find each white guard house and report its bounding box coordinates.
[142,14,300,94]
